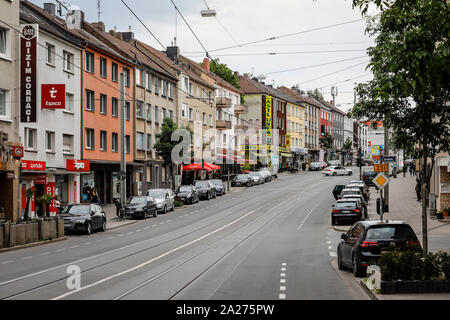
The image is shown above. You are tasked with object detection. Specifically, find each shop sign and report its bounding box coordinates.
[34,174,47,185]
[22,160,46,171]
[265,96,272,139]
[45,182,57,213]
[6,171,15,179]
[41,84,66,109]
[13,146,24,159]
[20,24,38,123]
[66,159,90,172]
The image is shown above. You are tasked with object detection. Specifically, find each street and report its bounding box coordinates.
[0,169,369,300]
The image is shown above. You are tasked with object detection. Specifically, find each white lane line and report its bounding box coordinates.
[2,261,14,265]
[39,252,50,256]
[70,246,79,249]
[52,208,260,300]
[280,279,286,284]
[279,293,286,299]
[280,286,286,291]
[84,242,92,245]
[56,249,65,252]
[328,246,332,250]
[136,230,141,232]
[159,222,164,225]
[280,273,286,277]
[166,220,171,223]
[297,202,321,230]
[327,241,332,244]
[144,227,149,230]
[281,263,286,267]
[281,267,286,272]
[329,252,337,257]
[23,256,33,260]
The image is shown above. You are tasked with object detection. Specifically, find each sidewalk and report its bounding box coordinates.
[367,174,450,239]
[101,204,137,230]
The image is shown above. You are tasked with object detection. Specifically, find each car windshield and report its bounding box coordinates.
[179,186,192,192]
[249,172,260,177]
[335,202,357,209]
[236,174,249,180]
[127,197,146,204]
[195,181,209,188]
[366,225,416,240]
[211,180,223,186]
[147,190,166,199]
[342,190,360,196]
[364,171,376,176]
[63,205,90,215]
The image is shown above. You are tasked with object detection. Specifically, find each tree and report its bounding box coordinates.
[319,132,334,150]
[351,0,450,254]
[205,58,240,90]
[154,118,193,190]
[307,88,324,99]
[343,137,354,153]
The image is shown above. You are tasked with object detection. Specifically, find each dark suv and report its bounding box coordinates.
[337,221,421,277]
[363,171,377,187]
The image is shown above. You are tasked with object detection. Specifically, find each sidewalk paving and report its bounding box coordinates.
[101,204,137,230]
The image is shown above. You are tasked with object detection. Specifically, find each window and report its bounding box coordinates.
[189,83,193,95]
[112,97,118,117]
[100,131,107,151]
[100,57,107,78]
[0,27,10,58]
[125,102,130,120]
[196,110,200,122]
[147,134,152,151]
[85,90,95,111]
[146,165,152,182]
[100,94,107,114]
[112,133,118,152]
[168,83,173,99]
[154,76,159,94]
[85,128,94,150]
[162,108,167,120]
[162,79,167,96]
[0,88,10,119]
[65,93,74,112]
[182,77,188,92]
[45,131,55,153]
[85,51,94,73]
[182,103,188,118]
[136,132,145,151]
[202,112,206,125]
[46,43,55,65]
[136,69,145,87]
[155,106,159,124]
[112,62,118,82]
[136,101,145,119]
[125,135,130,154]
[123,68,130,87]
[63,51,74,72]
[209,114,213,127]
[147,104,152,121]
[189,108,193,121]
[62,134,73,154]
[146,72,152,91]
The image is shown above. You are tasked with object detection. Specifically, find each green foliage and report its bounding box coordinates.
[306,88,323,99]
[319,132,334,150]
[174,199,184,207]
[350,0,450,163]
[204,58,240,90]
[438,252,450,280]
[343,137,354,153]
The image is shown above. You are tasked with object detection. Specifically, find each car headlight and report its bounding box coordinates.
[76,219,85,223]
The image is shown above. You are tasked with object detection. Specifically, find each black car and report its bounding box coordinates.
[331,199,364,225]
[363,171,377,187]
[62,204,106,235]
[211,179,226,196]
[337,221,421,277]
[232,174,254,187]
[347,182,370,201]
[195,180,217,200]
[341,195,368,220]
[332,185,346,200]
[124,196,157,219]
[176,185,199,204]
[338,188,363,200]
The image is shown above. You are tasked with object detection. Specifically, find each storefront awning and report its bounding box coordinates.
[281,153,292,158]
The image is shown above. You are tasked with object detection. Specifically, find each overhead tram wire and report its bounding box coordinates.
[184,49,368,57]
[120,0,166,50]
[296,61,370,86]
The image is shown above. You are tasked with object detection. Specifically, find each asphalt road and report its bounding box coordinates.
[0,169,369,300]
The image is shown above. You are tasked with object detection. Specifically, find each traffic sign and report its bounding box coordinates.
[383,156,397,162]
[374,163,388,172]
[373,173,390,190]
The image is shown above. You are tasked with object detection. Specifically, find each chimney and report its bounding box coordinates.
[122,31,134,42]
[43,3,56,15]
[166,46,179,63]
[203,57,210,72]
[91,22,105,32]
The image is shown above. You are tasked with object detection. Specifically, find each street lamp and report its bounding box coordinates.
[201,0,216,17]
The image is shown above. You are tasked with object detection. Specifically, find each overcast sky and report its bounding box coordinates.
[31,0,376,111]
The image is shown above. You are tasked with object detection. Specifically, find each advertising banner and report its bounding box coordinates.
[265,96,272,141]
[20,24,38,123]
[22,160,46,171]
[41,84,66,109]
[66,159,90,172]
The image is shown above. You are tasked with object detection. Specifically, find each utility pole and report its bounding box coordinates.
[120,72,127,207]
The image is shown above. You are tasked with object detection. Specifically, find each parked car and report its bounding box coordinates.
[309,162,322,171]
[363,170,377,187]
[176,185,199,204]
[332,185,346,200]
[195,180,217,200]
[211,179,226,196]
[259,169,273,182]
[62,203,106,235]
[341,195,368,220]
[249,172,265,185]
[146,189,175,214]
[339,188,363,199]
[331,199,365,226]
[319,162,329,169]
[232,174,254,187]
[346,182,370,201]
[322,166,353,176]
[328,160,341,167]
[124,196,157,219]
[337,221,421,277]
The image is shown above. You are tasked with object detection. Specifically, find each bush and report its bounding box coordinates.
[438,252,450,280]
[174,199,184,207]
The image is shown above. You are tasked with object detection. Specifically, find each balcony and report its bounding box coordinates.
[216,97,232,108]
[234,104,248,114]
[235,124,248,131]
[216,120,232,130]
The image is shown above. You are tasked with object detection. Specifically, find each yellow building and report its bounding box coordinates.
[286,101,305,151]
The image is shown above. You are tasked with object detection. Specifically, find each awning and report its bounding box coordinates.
[281,153,292,158]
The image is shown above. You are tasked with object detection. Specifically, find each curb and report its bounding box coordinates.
[106,220,137,231]
[0,237,66,253]
[358,280,380,300]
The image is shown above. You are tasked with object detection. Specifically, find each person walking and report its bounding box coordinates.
[403,164,407,177]
[91,188,99,204]
[412,162,416,176]
[415,176,422,201]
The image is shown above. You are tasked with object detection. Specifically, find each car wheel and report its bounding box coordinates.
[333,172,337,176]
[163,205,167,214]
[101,219,106,232]
[349,171,353,176]
[337,249,346,270]
[144,210,148,219]
[352,254,364,277]
[85,222,92,235]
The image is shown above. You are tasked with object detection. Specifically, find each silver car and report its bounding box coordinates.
[249,172,265,185]
[146,189,175,214]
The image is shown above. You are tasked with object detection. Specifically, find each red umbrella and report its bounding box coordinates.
[203,163,221,171]
[183,163,213,172]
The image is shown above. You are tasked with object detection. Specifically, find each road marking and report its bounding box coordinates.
[51,208,260,300]
[40,252,49,256]
[159,222,164,225]
[152,225,157,227]
[280,286,286,291]
[166,220,171,223]
[280,273,286,277]
[281,263,286,267]
[56,249,65,252]
[327,241,332,244]
[127,232,133,235]
[2,261,14,265]
[280,279,286,284]
[144,227,149,230]
[84,242,92,245]
[279,293,286,299]
[328,246,332,250]
[329,252,337,257]
[97,239,104,242]
[136,229,141,232]
[70,246,79,249]
[281,267,286,272]
[23,256,33,260]
[297,202,321,230]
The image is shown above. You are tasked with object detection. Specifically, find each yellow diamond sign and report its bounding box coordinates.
[373,173,389,189]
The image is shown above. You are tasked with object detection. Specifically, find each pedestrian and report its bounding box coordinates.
[409,165,413,177]
[412,162,416,176]
[415,177,422,201]
[91,188,98,204]
[403,165,407,177]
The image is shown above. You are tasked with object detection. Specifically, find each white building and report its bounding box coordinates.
[19,3,83,216]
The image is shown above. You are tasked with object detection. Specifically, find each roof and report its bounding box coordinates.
[278,86,323,109]
[238,76,287,101]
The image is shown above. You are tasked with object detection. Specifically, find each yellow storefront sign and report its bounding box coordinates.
[265,96,272,137]
[285,134,291,148]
